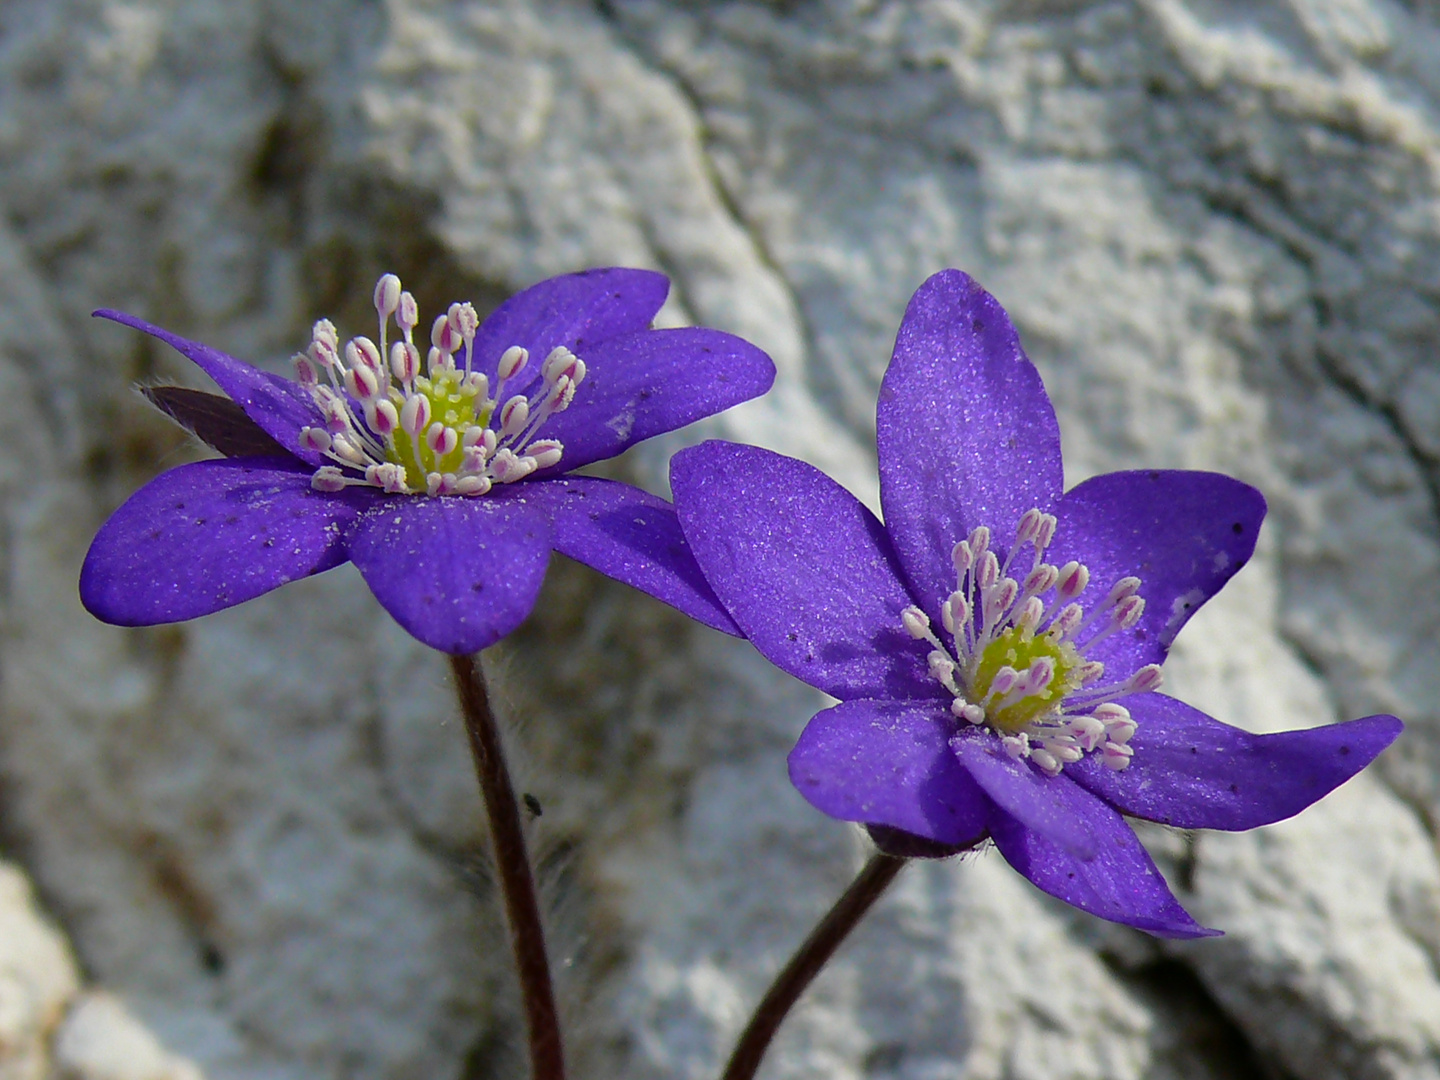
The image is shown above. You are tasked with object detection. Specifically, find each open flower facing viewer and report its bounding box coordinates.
[81,268,772,654]
[78,267,776,1080]
[671,269,1401,943]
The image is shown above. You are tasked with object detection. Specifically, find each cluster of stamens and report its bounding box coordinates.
[294,274,585,496]
[901,508,1162,776]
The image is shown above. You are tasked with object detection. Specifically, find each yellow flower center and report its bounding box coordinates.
[970,626,1080,734]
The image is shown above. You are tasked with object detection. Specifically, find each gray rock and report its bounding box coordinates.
[0,0,1437,1078]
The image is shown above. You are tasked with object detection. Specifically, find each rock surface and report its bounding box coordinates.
[0,0,1438,1078]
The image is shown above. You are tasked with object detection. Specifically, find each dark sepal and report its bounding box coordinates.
[141,385,292,459]
[866,823,987,860]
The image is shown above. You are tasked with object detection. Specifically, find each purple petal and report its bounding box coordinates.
[789,699,991,847]
[1048,470,1267,681]
[988,784,1220,939]
[1066,694,1403,831]
[951,735,1097,859]
[346,495,553,655]
[876,270,1064,609]
[512,475,740,635]
[671,441,937,701]
[80,459,367,625]
[534,328,776,473]
[469,268,670,381]
[95,311,323,465]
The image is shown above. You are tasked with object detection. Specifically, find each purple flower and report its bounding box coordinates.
[670,269,1402,938]
[82,269,775,654]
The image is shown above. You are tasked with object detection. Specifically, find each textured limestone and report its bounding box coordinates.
[0,0,1438,1078]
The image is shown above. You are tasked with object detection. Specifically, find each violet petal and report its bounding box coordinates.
[80,459,365,625]
[95,311,323,466]
[876,270,1064,609]
[470,268,670,382]
[988,785,1220,939]
[951,735,1098,859]
[671,441,938,701]
[1066,694,1403,830]
[1048,469,1267,682]
[535,328,776,473]
[511,475,740,636]
[789,699,991,848]
[346,495,552,655]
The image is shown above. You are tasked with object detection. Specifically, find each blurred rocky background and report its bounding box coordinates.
[2,0,1439,1077]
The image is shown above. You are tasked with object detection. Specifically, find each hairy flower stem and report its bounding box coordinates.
[721,852,908,1080]
[448,653,565,1080]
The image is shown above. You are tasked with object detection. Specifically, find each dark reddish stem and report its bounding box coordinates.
[448,653,565,1080]
[720,852,907,1080]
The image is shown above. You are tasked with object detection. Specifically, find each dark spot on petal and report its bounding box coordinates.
[1339,745,1351,756]
[174,501,186,510]
[972,318,984,332]
[787,632,798,642]
[805,653,815,662]
[1066,871,1076,879]
[194,518,207,526]
[472,583,485,593]
[1232,522,1244,534]
[1148,470,1160,480]
[639,389,653,400]
[263,538,274,548]
[1190,746,1198,754]
[1229,783,1239,793]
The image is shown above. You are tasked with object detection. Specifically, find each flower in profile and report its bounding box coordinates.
[670,269,1402,938]
[82,269,775,653]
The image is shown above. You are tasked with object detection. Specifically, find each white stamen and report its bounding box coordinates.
[312,319,339,353]
[293,354,318,385]
[1056,561,1089,602]
[1014,596,1045,633]
[901,606,932,640]
[311,466,347,492]
[975,550,999,591]
[1034,513,1057,551]
[952,540,974,575]
[499,396,530,438]
[1066,714,1106,752]
[1023,563,1059,597]
[347,337,382,373]
[431,314,460,354]
[1031,748,1062,776]
[1101,742,1134,770]
[366,399,399,437]
[397,291,418,334]
[374,274,401,319]
[344,364,381,403]
[527,440,563,470]
[400,394,431,437]
[1002,734,1030,760]
[497,345,528,381]
[454,474,492,495]
[1126,664,1164,694]
[1016,508,1042,544]
[391,341,420,384]
[300,427,331,453]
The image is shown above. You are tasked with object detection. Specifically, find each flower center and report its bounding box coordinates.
[294,273,585,497]
[901,508,1161,776]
